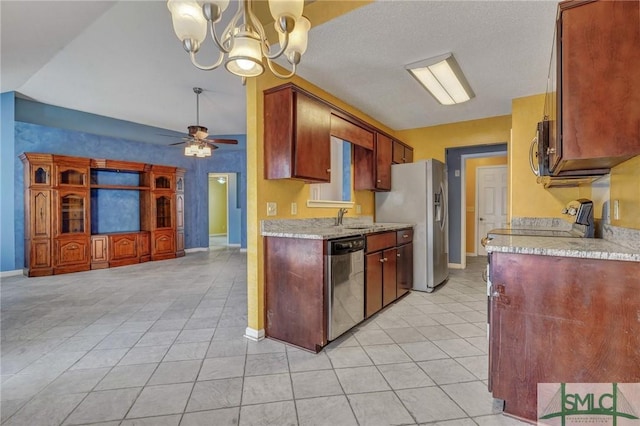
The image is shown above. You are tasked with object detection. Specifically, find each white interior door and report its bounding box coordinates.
[476,166,508,255]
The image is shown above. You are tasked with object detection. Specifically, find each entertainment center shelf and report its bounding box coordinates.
[21,153,185,277]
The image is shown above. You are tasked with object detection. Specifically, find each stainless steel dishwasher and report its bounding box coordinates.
[326,236,365,341]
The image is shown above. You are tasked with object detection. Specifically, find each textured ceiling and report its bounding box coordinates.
[1,0,558,143]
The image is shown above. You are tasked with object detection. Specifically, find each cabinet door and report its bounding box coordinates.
[56,165,87,187]
[154,194,173,229]
[365,252,383,318]
[110,234,138,260]
[375,134,392,190]
[91,235,109,269]
[552,0,640,173]
[396,243,413,297]
[382,248,397,306]
[57,190,89,236]
[55,238,89,268]
[30,240,51,270]
[30,164,52,187]
[152,230,175,259]
[293,91,331,182]
[138,232,151,258]
[30,190,51,239]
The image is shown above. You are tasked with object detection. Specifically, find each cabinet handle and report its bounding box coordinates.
[547,147,556,155]
[326,169,331,173]
[377,179,381,183]
[379,258,385,263]
[40,208,44,220]
[123,241,128,245]
[403,234,409,238]
[397,253,401,257]
[383,257,388,261]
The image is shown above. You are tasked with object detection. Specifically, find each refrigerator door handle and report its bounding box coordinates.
[438,182,447,231]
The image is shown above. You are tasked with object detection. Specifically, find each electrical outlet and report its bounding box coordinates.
[356,204,362,214]
[613,199,620,220]
[291,202,297,215]
[267,202,277,216]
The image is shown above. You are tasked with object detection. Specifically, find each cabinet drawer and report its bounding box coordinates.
[366,232,396,253]
[396,229,413,245]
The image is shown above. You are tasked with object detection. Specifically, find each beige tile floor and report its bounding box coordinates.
[1,249,529,425]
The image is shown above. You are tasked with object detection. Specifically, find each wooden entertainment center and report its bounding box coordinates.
[21,153,185,277]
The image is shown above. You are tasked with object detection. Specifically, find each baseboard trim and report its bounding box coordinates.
[185,247,208,253]
[244,327,265,341]
[228,243,241,247]
[0,269,23,278]
[448,263,465,270]
[240,248,247,253]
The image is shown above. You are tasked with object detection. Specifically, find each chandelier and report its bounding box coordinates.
[167,0,310,82]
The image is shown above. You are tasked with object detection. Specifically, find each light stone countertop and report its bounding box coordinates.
[261,217,414,239]
[485,234,640,262]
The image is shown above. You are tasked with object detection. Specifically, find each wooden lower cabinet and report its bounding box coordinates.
[365,229,411,318]
[54,236,90,274]
[265,237,326,352]
[110,233,138,267]
[489,252,640,422]
[91,235,109,269]
[151,230,175,260]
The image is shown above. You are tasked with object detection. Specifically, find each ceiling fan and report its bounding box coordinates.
[170,87,238,157]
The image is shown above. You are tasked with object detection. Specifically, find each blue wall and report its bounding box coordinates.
[445,143,507,264]
[1,95,247,272]
[1,92,16,271]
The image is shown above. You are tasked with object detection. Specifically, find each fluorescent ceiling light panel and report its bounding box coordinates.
[406,53,475,105]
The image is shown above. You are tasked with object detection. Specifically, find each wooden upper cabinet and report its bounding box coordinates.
[354,133,393,191]
[375,133,392,191]
[550,0,640,175]
[392,140,413,164]
[264,85,331,182]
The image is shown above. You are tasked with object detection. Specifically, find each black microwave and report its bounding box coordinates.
[529,120,550,176]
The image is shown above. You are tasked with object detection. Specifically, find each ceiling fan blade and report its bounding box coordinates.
[168,141,187,146]
[206,138,238,145]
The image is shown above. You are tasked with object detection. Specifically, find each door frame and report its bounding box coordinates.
[459,151,508,266]
[475,165,508,256]
[208,173,229,246]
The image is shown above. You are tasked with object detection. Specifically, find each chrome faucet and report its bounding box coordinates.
[336,208,348,226]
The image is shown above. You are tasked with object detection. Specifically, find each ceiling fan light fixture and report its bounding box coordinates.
[167,0,309,82]
[406,53,475,105]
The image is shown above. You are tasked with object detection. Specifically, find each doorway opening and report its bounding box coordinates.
[208,173,228,248]
[473,164,508,256]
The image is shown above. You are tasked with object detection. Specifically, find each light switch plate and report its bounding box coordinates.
[613,199,620,220]
[267,202,277,216]
[356,204,362,214]
[291,202,297,215]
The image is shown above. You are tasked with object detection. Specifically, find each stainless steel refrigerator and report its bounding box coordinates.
[375,159,448,292]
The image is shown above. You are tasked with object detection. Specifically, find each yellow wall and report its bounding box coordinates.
[208,177,227,235]
[396,115,512,162]
[465,156,508,253]
[609,156,640,229]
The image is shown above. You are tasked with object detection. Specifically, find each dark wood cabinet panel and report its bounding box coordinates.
[382,248,397,306]
[489,252,640,422]
[265,237,326,352]
[396,243,413,298]
[152,230,175,260]
[264,85,331,182]
[354,133,393,191]
[330,114,374,150]
[392,140,413,164]
[138,231,151,262]
[549,0,640,175]
[365,252,384,318]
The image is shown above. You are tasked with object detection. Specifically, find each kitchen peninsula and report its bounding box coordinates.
[484,228,640,422]
[262,218,413,352]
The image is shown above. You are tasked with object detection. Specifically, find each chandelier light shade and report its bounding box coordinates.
[167,0,310,82]
[405,53,475,105]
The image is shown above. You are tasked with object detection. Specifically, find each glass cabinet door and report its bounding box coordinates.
[155,176,171,189]
[60,193,85,233]
[156,196,172,228]
[59,168,86,186]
